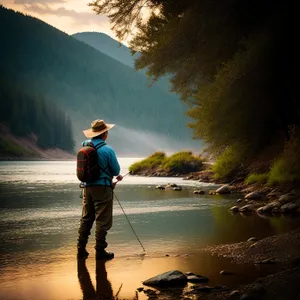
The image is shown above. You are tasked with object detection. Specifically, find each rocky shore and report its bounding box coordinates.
[136,170,300,299]
[135,229,300,300]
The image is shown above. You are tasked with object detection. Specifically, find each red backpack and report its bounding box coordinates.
[76,142,105,182]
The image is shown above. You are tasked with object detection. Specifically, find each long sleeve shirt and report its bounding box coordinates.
[82,137,120,186]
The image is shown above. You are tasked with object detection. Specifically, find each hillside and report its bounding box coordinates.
[0,6,200,157]
[72,32,137,68]
[72,31,172,93]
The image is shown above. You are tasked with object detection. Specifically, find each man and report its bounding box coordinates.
[77,119,123,260]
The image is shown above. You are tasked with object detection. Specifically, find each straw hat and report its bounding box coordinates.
[83,119,115,138]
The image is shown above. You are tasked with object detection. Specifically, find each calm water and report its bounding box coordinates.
[0,159,300,300]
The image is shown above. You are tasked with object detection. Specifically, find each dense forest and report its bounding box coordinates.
[90,0,300,185]
[0,5,199,155]
[0,78,74,153]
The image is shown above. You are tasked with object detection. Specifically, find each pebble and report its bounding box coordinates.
[229,290,240,297]
[247,237,258,242]
[220,270,234,275]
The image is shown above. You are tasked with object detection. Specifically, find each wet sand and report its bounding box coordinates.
[0,246,285,300]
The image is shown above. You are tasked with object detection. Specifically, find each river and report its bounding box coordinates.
[0,159,300,299]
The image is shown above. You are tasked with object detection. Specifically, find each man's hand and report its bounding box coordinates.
[116,174,123,181]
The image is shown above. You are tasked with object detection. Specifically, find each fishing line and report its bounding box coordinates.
[113,191,146,253]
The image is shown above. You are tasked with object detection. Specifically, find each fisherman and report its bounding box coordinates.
[77,119,123,260]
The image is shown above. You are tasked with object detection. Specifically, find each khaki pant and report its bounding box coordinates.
[77,186,113,251]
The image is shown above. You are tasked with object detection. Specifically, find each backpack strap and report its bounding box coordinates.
[95,142,106,150]
[94,142,113,185]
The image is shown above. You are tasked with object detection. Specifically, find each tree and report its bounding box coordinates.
[90,0,299,180]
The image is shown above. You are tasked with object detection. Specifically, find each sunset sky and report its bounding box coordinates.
[1,0,117,39]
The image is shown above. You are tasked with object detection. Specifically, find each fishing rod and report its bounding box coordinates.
[113,171,146,253]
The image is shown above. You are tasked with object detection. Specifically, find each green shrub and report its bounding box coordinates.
[162,151,203,173]
[129,151,166,174]
[129,151,203,174]
[245,173,269,185]
[212,144,243,180]
[268,127,300,185]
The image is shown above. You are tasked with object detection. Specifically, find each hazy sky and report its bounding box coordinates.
[1,0,117,38]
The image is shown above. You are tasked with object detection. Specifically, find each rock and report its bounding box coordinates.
[267,190,281,198]
[257,201,281,214]
[278,193,297,204]
[280,203,299,213]
[256,258,276,264]
[168,183,177,187]
[229,290,240,298]
[245,192,265,200]
[216,185,231,194]
[185,272,195,276]
[193,286,214,292]
[173,187,182,191]
[137,287,144,292]
[187,274,209,283]
[250,242,257,248]
[142,270,187,287]
[193,189,205,194]
[156,185,165,190]
[239,204,253,212]
[208,191,216,195]
[252,284,266,294]
[165,254,169,257]
[237,199,243,203]
[229,206,239,213]
[143,289,157,296]
[247,237,258,242]
[220,270,234,275]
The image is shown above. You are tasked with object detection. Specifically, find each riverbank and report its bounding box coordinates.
[198,228,300,300]
[137,229,300,300]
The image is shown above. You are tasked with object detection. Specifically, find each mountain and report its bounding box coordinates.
[0,6,201,156]
[72,31,172,93]
[72,32,137,68]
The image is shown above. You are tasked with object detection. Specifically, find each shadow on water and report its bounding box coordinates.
[77,259,115,300]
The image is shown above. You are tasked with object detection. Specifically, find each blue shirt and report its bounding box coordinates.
[82,137,120,186]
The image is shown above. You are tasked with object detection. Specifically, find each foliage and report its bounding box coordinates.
[0,79,75,152]
[162,151,203,173]
[129,151,166,174]
[129,151,202,174]
[268,127,300,185]
[89,0,299,182]
[245,173,269,185]
[212,144,244,180]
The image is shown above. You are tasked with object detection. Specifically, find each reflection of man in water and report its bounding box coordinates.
[77,260,114,300]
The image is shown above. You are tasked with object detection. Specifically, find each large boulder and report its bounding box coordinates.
[245,192,265,200]
[257,201,281,214]
[280,203,299,213]
[216,185,231,194]
[143,270,187,287]
[239,204,253,212]
[278,194,297,204]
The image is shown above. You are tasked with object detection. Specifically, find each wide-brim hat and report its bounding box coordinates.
[83,119,115,138]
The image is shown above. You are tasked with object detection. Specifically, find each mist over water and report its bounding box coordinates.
[109,124,203,156]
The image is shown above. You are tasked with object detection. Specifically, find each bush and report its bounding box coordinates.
[245,173,269,185]
[268,126,300,185]
[129,151,203,174]
[212,144,244,180]
[162,151,203,173]
[129,151,166,174]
